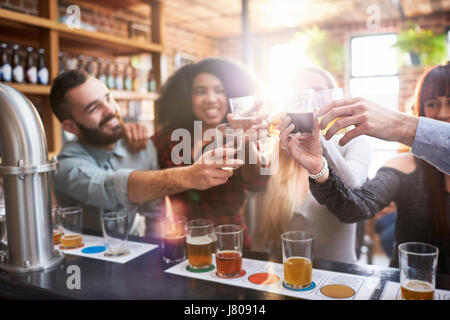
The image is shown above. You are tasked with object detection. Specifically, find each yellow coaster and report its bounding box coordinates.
[320,284,355,299]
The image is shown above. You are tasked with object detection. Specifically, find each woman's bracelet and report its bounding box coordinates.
[308,156,328,180]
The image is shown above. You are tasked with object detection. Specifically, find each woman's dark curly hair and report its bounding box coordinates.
[155,58,261,132]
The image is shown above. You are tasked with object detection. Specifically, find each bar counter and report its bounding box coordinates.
[0,235,449,300]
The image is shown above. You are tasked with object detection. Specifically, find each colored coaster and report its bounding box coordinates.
[81,246,106,254]
[248,273,280,285]
[320,284,355,299]
[60,243,85,250]
[216,269,246,279]
[186,265,215,273]
[283,281,316,291]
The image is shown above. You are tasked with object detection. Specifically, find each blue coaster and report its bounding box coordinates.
[82,246,106,254]
[283,281,316,291]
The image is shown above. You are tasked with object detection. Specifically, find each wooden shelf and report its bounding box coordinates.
[6,83,51,95]
[111,90,158,100]
[0,0,163,154]
[0,8,163,55]
[74,0,148,9]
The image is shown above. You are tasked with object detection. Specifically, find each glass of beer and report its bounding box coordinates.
[398,242,439,300]
[229,96,258,130]
[186,219,214,270]
[160,216,187,264]
[102,211,129,257]
[315,88,346,135]
[59,207,83,249]
[216,123,244,171]
[52,208,63,245]
[285,90,316,134]
[214,224,243,278]
[281,231,314,290]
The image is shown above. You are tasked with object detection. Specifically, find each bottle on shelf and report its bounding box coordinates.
[97,58,106,85]
[106,60,115,90]
[86,56,95,78]
[115,63,124,91]
[37,48,49,85]
[132,67,140,92]
[58,52,66,75]
[25,46,37,84]
[11,45,24,84]
[148,68,156,92]
[78,55,85,72]
[124,64,133,91]
[0,43,12,83]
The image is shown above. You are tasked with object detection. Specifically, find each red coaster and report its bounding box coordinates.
[248,272,280,285]
[216,269,246,279]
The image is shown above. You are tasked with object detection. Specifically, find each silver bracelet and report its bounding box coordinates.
[308,156,328,180]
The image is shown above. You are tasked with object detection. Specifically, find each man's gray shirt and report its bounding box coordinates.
[54,138,160,233]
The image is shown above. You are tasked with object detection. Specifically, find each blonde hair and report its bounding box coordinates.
[259,147,309,246]
[259,66,338,248]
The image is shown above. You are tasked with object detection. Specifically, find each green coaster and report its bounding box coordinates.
[186,265,215,273]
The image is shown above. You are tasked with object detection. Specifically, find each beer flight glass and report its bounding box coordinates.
[102,211,129,257]
[285,90,316,134]
[281,231,314,290]
[186,219,214,270]
[398,242,439,300]
[229,95,258,131]
[161,215,187,264]
[214,224,243,278]
[215,123,244,171]
[58,207,84,249]
[315,88,346,135]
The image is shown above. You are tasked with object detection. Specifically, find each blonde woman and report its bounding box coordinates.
[257,67,372,263]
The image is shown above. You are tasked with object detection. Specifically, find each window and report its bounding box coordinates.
[267,41,314,111]
[350,33,399,177]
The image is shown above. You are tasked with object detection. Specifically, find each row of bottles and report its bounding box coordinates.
[0,43,49,85]
[59,53,157,92]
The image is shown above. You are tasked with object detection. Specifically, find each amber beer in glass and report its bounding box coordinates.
[315,88,346,135]
[214,224,243,278]
[59,207,83,249]
[281,231,314,289]
[398,242,438,300]
[186,219,214,270]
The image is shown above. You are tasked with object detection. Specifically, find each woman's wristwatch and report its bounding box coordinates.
[308,156,328,180]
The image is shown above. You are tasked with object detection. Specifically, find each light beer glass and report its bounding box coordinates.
[285,90,316,134]
[186,219,214,270]
[52,208,63,245]
[281,231,314,289]
[59,207,83,249]
[398,242,438,300]
[315,88,346,135]
[229,96,258,130]
[214,224,243,278]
